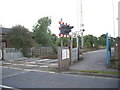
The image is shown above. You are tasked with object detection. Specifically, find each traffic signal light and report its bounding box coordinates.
[59,21,74,37]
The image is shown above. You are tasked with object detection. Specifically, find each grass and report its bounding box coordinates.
[76,70,120,75]
[98,46,106,49]
[83,46,106,52]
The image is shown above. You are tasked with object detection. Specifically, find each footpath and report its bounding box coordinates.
[63,49,119,78]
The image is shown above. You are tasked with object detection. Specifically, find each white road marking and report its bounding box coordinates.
[13,64,24,65]
[0,85,20,90]
[25,64,38,67]
[2,63,11,64]
[39,65,48,67]
[37,59,50,62]
[0,85,14,88]
[25,69,55,74]
[25,62,36,64]
[2,66,56,75]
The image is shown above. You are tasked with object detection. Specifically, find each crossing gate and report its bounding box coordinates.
[58,47,70,71]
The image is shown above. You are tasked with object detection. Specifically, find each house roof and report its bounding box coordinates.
[0,27,10,35]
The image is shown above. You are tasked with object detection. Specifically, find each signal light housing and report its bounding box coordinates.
[59,21,74,36]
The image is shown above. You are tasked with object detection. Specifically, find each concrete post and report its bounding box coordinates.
[118,1,120,37]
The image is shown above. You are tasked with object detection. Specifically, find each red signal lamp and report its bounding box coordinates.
[59,34,61,37]
[59,21,61,24]
[59,27,61,30]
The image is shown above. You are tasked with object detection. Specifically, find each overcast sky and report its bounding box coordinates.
[0,0,119,37]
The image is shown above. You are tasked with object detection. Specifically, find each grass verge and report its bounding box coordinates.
[74,70,120,75]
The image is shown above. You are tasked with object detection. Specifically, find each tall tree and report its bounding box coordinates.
[33,17,52,46]
[5,25,34,57]
[98,34,106,46]
[84,34,98,48]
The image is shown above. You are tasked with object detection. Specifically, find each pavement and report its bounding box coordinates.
[62,49,119,78]
[70,49,118,71]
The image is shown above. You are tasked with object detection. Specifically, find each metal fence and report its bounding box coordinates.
[3,48,23,60]
[72,48,78,62]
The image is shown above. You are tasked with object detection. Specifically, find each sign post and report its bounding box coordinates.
[106,33,111,67]
[106,33,109,66]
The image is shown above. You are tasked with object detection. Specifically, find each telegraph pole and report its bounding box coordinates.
[112,0,115,37]
[81,30,84,52]
[80,0,85,57]
[116,1,120,37]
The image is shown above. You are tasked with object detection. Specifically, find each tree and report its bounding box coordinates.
[33,17,52,46]
[50,34,58,54]
[84,34,98,48]
[51,34,58,44]
[33,17,59,54]
[98,34,106,46]
[5,25,34,57]
[56,37,61,47]
[85,40,91,48]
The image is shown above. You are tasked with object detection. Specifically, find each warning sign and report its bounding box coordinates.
[62,49,69,60]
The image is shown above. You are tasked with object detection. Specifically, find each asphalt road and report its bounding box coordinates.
[70,49,117,71]
[1,67,119,88]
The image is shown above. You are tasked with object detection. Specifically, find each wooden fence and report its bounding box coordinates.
[32,47,54,57]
